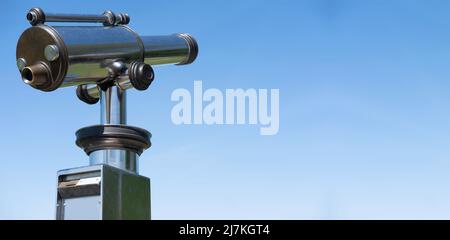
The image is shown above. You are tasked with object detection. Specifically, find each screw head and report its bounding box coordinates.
[16,58,27,71]
[44,45,59,61]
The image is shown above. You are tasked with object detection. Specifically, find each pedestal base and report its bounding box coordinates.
[56,164,151,220]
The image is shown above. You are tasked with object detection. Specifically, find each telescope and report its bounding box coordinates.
[16,8,198,220]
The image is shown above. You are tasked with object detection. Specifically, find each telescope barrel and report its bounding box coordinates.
[141,33,198,66]
[16,25,198,91]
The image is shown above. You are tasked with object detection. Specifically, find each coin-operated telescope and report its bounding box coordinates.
[16,8,198,220]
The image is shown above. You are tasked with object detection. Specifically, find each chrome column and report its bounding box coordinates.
[89,149,138,173]
[100,86,127,125]
[89,85,139,173]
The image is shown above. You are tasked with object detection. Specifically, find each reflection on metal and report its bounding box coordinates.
[89,150,138,174]
[44,44,60,61]
[100,85,126,125]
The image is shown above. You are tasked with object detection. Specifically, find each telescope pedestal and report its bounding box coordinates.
[55,85,151,220]
[16,7,198,221]
[56,165,150,220]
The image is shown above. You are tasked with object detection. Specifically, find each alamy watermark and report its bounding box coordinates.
[171,81,279,135]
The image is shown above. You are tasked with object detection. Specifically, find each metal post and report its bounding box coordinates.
[100,85,127,125]
[89,85,139,174]
[56,83,150,220]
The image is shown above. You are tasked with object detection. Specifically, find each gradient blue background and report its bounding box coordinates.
[2,0,450,219]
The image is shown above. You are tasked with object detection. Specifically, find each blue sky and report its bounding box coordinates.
[3,0,450,219]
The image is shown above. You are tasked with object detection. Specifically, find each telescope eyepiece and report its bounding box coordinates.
[21,62,52,88]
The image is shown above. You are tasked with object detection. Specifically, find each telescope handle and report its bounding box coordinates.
[27,8,130,26]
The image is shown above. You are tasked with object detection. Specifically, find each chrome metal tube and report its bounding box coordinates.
[27,8,129,26]
[91,85,139,173]
[54,26,142,87]
[89,149,139,173]
[100,86,126,125]
[142,34,196,65]
[45,13,107,23]
[52,27,196,87]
